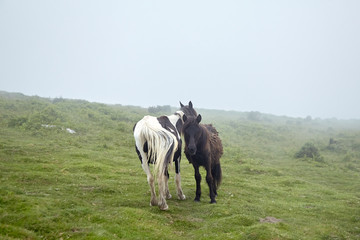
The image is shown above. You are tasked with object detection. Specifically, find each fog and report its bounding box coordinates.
[1,1,359,119]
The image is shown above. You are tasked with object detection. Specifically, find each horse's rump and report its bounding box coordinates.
[133,101,196,210]
[134,116,178,175]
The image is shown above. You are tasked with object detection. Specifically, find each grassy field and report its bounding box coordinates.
[0,91,359,239]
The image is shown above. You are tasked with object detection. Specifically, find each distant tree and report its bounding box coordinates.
[148,105,171,114]
[52,97,64,104]
[247,111,261,121]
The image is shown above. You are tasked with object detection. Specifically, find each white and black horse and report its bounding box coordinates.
[133,101,197,210]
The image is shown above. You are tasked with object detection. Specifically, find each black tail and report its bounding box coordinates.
[212,163,222,188]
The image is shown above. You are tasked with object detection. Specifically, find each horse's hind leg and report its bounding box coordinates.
[205,165,217,204]
[211,165,218,197]
[175,157,186,200]
[135,142,157,206]
[141,161,158,206]
[157,171,169,210]
[165,169,172,199]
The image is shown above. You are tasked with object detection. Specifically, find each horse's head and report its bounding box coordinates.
[182,114,202,156]
[179,101,198,120]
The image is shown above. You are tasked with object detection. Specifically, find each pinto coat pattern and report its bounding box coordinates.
[133,102,197,210]
[182,114,223,203]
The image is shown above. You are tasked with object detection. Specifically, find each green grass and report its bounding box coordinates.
[0,91,360,239]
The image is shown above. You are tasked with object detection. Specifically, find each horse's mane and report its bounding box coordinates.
[182,116,199,132]
[183,117,217,136]
[183,118,219,150]
[180,101,198,118]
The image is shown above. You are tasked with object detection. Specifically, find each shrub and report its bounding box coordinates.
[295,142,324,162]
[8,117,28,127]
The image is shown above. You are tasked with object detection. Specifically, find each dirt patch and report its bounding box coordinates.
[259,216,282,223]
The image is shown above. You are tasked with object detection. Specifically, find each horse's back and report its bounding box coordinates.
[205,124,223,162]
[134,115,157,133]
[204,124,219,136]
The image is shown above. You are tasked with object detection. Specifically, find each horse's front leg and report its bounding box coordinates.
[193,164,202,201]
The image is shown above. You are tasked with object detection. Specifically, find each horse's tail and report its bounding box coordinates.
[212,163,222,188]
[137,117,178,178]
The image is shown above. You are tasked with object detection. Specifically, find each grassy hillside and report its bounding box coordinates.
[0,91,359,239]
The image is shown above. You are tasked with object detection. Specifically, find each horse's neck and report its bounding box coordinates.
[167,111,183,126]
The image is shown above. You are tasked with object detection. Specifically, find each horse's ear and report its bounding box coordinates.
[180,101,184,108]
[183,115,187,122]
[196,114,202,123]
[189,101,193,108]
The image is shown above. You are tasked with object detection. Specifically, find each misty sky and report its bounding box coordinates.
[1,1,360,119]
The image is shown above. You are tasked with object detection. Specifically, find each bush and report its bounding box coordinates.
[8,116,28,127]
[295,142,324,162]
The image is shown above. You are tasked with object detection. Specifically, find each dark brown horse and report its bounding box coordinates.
[182,114,223,203]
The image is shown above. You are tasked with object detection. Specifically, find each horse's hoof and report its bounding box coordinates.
[159,204,169,211]
[150,199,158,206]
[210,200,217,204]
[194,198,200,202]
[166,193,172,199]
[178,194,186,200]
